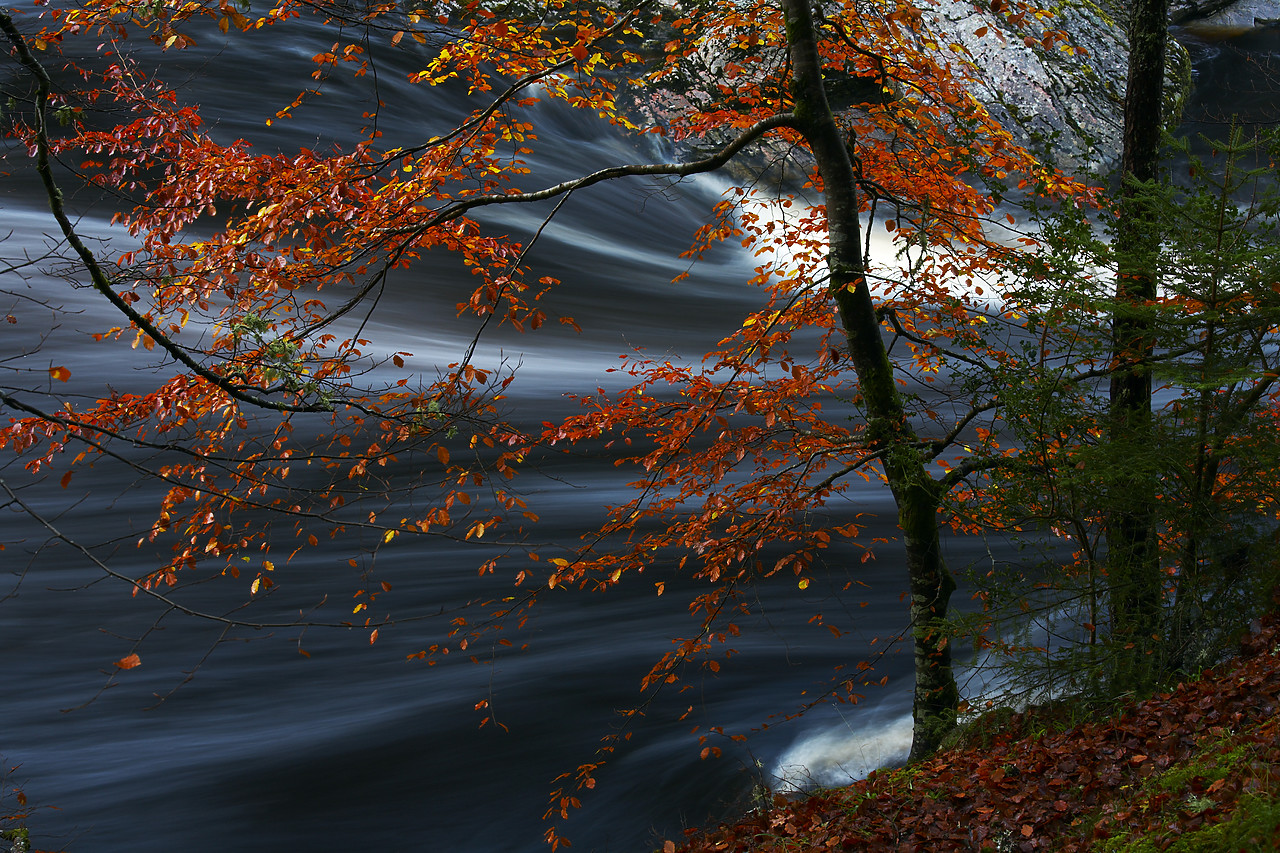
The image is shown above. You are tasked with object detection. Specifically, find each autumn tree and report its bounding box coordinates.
[2,0,1097,840]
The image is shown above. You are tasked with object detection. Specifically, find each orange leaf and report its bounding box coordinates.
[49,365,71,382]
[115,653,141,670]
[570,43,588,61]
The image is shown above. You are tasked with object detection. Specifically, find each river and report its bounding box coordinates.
[0,10,1270,853]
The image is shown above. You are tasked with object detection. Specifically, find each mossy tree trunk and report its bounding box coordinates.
[780,0,958,761]
[1107,0,1169,687]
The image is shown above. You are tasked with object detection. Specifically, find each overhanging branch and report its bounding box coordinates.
[382,113,799,237]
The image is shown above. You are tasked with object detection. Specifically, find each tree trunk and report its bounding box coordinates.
[1107,0,1169,687]
[780,0,957,760]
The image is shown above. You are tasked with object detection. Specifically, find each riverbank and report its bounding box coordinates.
[663,611,1280,852]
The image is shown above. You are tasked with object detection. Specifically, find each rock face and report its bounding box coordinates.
[933,0,1131,175]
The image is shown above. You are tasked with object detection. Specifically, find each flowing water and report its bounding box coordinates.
[0,13,1269,853]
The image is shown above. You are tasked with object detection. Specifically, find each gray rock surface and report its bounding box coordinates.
[1173,0,1280,26]
[934,0,1130,175]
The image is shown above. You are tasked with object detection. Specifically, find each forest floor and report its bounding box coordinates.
[665,612,1280,852]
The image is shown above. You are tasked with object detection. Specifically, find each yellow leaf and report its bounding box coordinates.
[798,578,810,590]
[383,529,398,543]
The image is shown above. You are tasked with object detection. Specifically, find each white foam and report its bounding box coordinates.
[737,189,1026,308]
[770,711,913,791]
